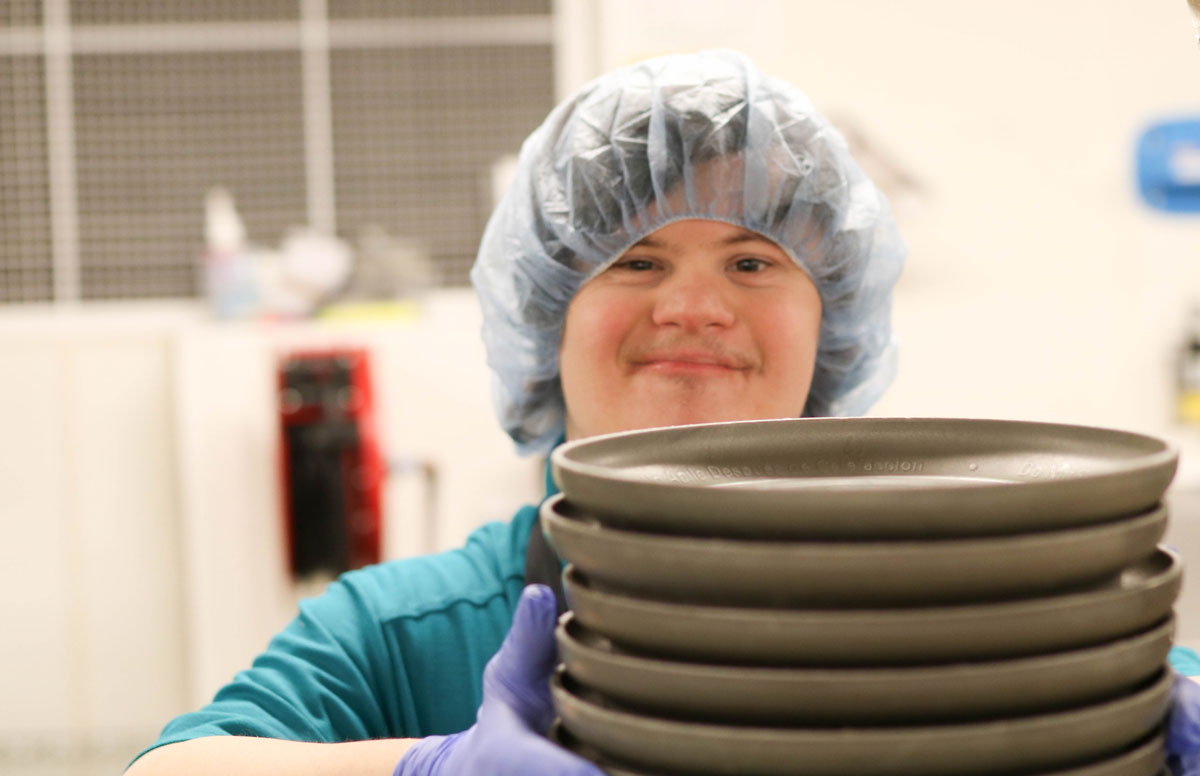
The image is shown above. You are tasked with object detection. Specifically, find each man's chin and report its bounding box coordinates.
[621,408,759,433]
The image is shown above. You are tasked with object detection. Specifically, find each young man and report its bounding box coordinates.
[127,50,1200,776]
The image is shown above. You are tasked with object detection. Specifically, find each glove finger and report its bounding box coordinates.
[1169,672,1200,753]
[487,728,609,776]
[482,584,559,730]
[496,584,559,684]
[1169,751,1200,776]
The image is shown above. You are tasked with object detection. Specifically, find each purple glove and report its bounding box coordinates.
[1170,671,1200,776]
[394,584,605,776]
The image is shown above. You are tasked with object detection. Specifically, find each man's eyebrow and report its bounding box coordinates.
[631,234,665,249]
[719,230,773,246]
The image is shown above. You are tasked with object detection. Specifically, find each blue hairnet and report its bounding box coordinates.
[471,50,907,456]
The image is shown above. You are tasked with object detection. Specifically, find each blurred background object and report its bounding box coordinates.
[340,226,434,304]
[277,348,383,579]
[3,0,1200,773]
[1178,306,1200,425]
[1136,119,1200,214]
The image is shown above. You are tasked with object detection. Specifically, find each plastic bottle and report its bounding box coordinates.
[203,187,258,319]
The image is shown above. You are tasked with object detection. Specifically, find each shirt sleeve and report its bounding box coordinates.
[128,507,537,766]
[1172,645,1200,676]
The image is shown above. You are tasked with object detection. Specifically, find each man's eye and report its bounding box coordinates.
[732,258,769,272]
[616,259,656,271]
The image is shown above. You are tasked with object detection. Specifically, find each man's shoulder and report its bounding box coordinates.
[320,504,540,624]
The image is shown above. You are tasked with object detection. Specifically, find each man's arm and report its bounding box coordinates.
[127,587,603,776]
[125,736,418,776]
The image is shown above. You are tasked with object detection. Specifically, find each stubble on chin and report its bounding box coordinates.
[620,374,751,430]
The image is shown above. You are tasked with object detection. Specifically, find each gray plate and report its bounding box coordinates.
[563,548,1182,665]
[550,723,1169,776]
[556,613,1174,724]
[543,494,1168,606]
[551,418,1178,539]
[551,669,1172,776]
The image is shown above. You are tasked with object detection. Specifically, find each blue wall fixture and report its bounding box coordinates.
[1137,118,1200,213]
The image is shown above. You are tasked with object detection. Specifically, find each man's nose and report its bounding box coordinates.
[650,272,736,329]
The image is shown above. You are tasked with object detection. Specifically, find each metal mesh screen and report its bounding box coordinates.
[70,0,297,24]
[0,2,556,302]
[0,55,52,303]
[73,51,307,300]
[330,0,551,20]
[331,44,554,286]
[1,0,41,26]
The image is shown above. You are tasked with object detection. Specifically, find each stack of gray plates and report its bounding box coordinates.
[543,418,1183,776]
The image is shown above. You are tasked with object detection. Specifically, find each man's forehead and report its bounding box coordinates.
[630,223,778,251]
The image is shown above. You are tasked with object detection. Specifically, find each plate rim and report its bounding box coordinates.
[552,417,1178,498]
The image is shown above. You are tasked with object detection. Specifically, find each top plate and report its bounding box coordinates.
[551,418,1178,539]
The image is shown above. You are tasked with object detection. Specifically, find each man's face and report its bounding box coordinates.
[559,219,823,441]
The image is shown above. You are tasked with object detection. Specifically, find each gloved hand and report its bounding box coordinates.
[393,584,605,776]
[1169,671,1200,776]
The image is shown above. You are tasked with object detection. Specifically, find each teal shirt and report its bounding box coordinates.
[1173,645,1200,676]
[133,505,539,763]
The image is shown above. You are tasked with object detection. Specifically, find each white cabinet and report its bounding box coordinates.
[0,315,188,750]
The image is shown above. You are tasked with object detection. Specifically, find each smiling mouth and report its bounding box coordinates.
[641,361,737,373]
[631,354,750,375]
